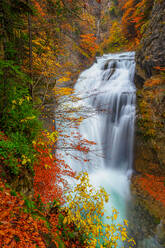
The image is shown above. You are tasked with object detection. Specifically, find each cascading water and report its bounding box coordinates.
[57,52,136,245]
[72,52,136,218]
[57,52,164,248]
[82,52,136,173]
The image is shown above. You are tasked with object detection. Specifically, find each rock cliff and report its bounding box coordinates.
[134,0,165,178]
[135,0,165,85]
[132,0,165,245]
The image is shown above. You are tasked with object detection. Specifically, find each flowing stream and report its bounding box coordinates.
[57,52,133,232]
[58,52,136,241]
[69,52,136,218]
[57,52,164,247]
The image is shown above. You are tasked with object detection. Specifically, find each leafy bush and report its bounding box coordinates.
[0,61,42,176]
[100,21,128,53]
[63,172,135,247]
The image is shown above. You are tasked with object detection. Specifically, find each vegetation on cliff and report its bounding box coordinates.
[99,0,165,216]
[132,0,165,215]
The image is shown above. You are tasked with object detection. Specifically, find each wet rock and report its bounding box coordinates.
[102,61,117,81]
[134,72,145,88]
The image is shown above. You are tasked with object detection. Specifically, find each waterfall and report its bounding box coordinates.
[57,52,165,248]
[75,52,136,173]
[72,52,136,217]
[57,51,136,234]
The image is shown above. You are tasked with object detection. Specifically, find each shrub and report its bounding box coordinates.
[62,172,135,247]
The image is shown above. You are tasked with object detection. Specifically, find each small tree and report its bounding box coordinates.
[63,172,136,247]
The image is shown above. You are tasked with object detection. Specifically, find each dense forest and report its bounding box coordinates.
[0,0,164,247]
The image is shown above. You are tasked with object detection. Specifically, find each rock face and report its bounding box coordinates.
[135,0,165,85]
[134,0,165,171]
[134,74,165,176]
[133,0,165,245]
[134,0,165,176]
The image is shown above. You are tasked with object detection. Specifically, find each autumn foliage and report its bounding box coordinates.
[100,21,128,53]
[120,0,154,47]
[80,34,99,57]
[136,174,165,207]
[101,0,156,53]
[63,172,136,247]
[0,177,85,248]
[0,179,48,248]
[137,75,164,138]
[1,0,159,246]
[33,131,75,204]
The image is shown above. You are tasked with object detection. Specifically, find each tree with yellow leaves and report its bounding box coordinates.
[62,172,136,247]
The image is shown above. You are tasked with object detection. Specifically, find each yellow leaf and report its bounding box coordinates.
[45,164,51,169]
[57,77,70,83]
[63,217,67,225]
[114,214,117,220]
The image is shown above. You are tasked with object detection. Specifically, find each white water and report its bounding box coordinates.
[57,52,136,236]
[76,52,135,218]
[56,52,165,248]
